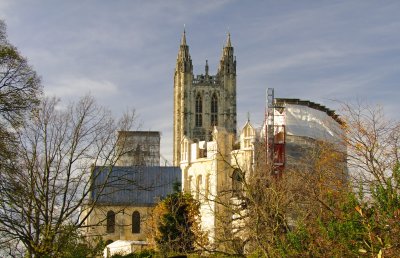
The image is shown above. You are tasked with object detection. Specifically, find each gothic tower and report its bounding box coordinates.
[173,31,237,165]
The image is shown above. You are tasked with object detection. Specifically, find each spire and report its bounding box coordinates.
[176,28,192,73]
[225,32,232,48]
[205,59,209,76]
[218,32,235,75]
[181,28,187,46]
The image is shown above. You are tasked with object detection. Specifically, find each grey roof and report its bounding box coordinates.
[91,166,181,206]
[117,131,160,137]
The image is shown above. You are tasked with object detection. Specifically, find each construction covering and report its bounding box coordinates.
[103,240,147,257]
[284,104,343,143]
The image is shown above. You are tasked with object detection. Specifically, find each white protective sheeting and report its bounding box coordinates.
[103,240,147,258]
[284,104,342,143]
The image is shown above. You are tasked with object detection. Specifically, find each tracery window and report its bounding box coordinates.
[132,211,140,233]
[195,94,203,127]
[106,210,115,233]
[211,93,218,126]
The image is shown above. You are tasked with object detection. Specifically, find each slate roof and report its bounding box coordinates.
[91,166,181,206]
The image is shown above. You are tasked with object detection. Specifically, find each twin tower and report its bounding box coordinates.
[173,31,237,165]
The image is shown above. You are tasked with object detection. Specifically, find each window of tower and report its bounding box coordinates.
[211,93,218,126]
[195,94,203,127]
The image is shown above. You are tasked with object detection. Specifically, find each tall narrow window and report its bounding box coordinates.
[188,176,193,192]
[132,211,140,233]
[196,175,203,200]
[211,93,218,126]
[195,94,202,127]
[205,174,210,199]
[232,169,243,197]
[106,210,115,233]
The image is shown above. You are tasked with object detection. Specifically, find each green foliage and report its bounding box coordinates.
[0,19,41,179]
[154,183,202,254]
[0,20,41,126]
[111,249,155,258]
[275,167,400,257]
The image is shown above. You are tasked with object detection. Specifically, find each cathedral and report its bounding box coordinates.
[173,31,346,251]
[173,31,255,250]
[83,30,346,255]
[173,30,237,166]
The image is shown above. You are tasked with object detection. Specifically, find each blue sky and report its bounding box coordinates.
[1,1,399,162]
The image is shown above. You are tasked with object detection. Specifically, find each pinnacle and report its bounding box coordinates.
[225,32,232,47]
[181,28,187,46]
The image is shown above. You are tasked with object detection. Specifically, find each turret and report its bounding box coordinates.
[173,29,193,166]
[176,30,193,73]
[218,33,236,75]
[217,33,237,136]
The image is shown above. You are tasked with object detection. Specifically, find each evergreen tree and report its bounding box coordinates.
[154,183,203,254]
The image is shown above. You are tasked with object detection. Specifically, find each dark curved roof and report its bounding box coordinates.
[275,98,344,125]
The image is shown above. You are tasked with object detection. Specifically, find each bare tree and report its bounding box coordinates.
[341,102,400,191]
[0,96,137,257]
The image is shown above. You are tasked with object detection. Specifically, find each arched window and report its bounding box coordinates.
[205,174,210,199]
[232,169,243,197]
[106,210,115,233]
[188,175,193,192]
[132,211,140,233]
[211,93,218,126]
[196,175,202,200]
[195,94,202,127]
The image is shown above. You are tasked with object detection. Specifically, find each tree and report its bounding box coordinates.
[271,103,400,257]
[151,183,205,255]
[0,20,42,171]
[0,95,137,257]
[199,122,349,256]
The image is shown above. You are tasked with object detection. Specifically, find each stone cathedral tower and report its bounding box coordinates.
[173,30,237,165]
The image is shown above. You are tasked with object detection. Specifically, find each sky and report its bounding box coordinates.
[1,0,399,163]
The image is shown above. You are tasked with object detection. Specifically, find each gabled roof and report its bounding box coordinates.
[240,119,255,132]
[91,166,181,206]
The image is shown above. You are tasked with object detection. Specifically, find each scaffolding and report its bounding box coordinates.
[266,88,286,175]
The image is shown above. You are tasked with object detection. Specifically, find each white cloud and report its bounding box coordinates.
[45,77,119,99]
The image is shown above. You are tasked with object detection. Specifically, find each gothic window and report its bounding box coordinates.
[195,94,202,127]
[106,210,115,233]
[132,211,140,233]
[232,169,243,197]
[188,176,193,192]
[205,174,210,199]
[196,175,202,200]
[211,93,218,126]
